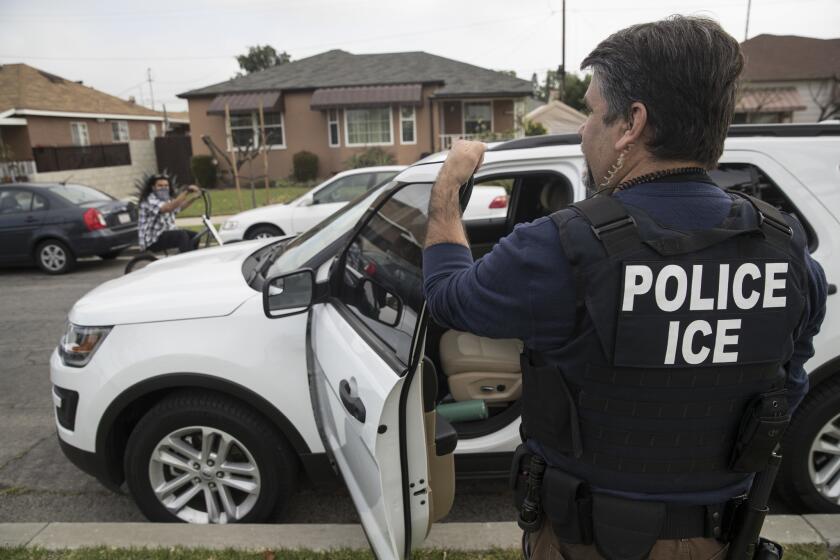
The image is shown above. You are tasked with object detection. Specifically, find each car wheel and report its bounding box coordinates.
[124,391,298,524]
[35,239,76,274]
[98,251,122,260]
[245,224,282,240]
[777,377,840,512]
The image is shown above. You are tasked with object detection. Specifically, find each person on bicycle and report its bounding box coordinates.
[137,174,202,253]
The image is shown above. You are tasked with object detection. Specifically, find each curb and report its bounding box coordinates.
[1,517,838,551]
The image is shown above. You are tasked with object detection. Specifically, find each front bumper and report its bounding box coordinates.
[72,226,138,257]
[57,435,122,492]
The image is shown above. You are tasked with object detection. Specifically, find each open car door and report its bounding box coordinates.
[307,181,458,559]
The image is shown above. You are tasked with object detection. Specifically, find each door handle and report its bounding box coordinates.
[339,379,366,423]
[25,216,36,223]
[828,284,837,296]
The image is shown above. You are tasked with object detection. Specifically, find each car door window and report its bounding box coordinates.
[32,194,48,211]
[338,183,431,365]
[0,190,32,214]
[710,162,817,251]
[314,174,373,204]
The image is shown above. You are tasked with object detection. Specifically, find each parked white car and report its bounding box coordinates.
[218,166,404,242]
[218,167,508,242]
[52,124,839,558]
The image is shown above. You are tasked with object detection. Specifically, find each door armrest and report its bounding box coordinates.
[435,415,458,456]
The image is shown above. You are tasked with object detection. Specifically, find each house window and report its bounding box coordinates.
[345,107,392,146]
[327,109,340,147]
[70,122,89,146]
[111,121,129,142]
[148,123,158,139]
[400,106,416,144]
[464,102,492,134]
[228,112,285,150]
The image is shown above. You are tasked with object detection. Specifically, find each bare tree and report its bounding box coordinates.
[809,77,840,121]
[735,85,791,123]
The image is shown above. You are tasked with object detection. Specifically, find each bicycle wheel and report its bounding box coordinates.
[124,253,158,274]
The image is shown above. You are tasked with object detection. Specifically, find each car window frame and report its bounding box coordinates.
[0,189,34,214]
[328,181,433,375]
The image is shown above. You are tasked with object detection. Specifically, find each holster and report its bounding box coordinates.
[730,389,790,473]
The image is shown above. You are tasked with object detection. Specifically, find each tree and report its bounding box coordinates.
[494,69,517,78]
[235,45,291,76]
[809,77,840,121]
[531,72,540,99]
[534,70,590,113]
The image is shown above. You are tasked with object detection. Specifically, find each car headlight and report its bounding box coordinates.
[59,323,112,368]
[221,220,239,230]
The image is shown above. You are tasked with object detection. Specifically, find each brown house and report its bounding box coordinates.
[179,49,534,180]
[0,64,188,179]
[736,35,840,123]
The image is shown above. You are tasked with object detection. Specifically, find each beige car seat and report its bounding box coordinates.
[439,330,523,402]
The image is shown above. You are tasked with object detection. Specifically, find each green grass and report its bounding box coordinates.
[179,185,313,218]
[0,545,832,560]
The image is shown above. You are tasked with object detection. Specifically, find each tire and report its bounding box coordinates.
[124,391,298,524]
[35,239,76,274]
[245,224,282,240]
[777,376,840,512]
[124,254,158,274]
[98,251,122,260]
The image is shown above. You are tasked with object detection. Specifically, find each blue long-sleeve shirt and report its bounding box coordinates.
[423,180,828,504]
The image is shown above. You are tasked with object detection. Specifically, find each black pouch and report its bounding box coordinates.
[541,467,593,544]
[730,389,790,473]
[510,443,532,509]
[591,493,665,560]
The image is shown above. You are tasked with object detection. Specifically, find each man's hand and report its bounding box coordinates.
[424,140,486,249]
[186,184,201,194]
[437,140,486,192]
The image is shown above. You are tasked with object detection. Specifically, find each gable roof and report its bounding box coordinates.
[741,35,840,82]
[179,49,533,98]
[0,63,165,118]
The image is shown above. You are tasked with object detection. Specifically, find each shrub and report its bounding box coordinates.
[191,155,217,189]
[345,147,395,169]
[293,151,319,182]
[523,119,548,136]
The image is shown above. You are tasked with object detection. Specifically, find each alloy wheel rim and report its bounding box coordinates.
[809,413,840,503]
[148,426,261,524]
[41,245,66,271]
[255,232,273,239]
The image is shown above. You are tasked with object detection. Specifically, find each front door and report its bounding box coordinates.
[308,182,453,559]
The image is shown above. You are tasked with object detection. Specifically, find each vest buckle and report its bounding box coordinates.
[590,215,636,241]
[757,210,793,237]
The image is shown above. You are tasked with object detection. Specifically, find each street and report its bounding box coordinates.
[0,256,516,523]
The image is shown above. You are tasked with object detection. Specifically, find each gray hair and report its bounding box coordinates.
[581,16,743,168]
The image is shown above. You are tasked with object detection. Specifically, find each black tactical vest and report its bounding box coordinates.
[521,191,809,494]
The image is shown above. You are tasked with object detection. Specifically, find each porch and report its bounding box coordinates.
[435,97,526,150]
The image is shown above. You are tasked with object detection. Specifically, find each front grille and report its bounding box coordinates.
[53,386,79,431]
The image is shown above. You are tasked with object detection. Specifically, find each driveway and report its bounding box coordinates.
[0,256,516,523]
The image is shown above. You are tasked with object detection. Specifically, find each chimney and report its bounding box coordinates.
[128,96,136,104]
[548,88,561,101]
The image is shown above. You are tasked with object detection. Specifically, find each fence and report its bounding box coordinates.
[0,160,37,181]
[32,143,131,173]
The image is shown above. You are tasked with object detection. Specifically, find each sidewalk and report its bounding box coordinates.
[3,516,840,550]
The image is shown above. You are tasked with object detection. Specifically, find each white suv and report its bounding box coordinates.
[52,124,839,558]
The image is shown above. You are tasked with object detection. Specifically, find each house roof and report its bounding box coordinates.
[0,63,167,119]
[741,35,840,82]
[525,100,586,134]
[736,87,807,113]
[179,49,533,99]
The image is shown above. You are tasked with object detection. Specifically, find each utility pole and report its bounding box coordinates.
[744,0,752,41]
[147,68,155,110]
[558,0,566,101]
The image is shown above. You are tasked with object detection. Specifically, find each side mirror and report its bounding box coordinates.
[262,269,315,319]
[300,195,315,207]
[358,277,403,327]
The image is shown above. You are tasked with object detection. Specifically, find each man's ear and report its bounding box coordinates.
[615,102,647,152]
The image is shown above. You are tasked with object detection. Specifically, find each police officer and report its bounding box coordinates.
[423,16,827,560]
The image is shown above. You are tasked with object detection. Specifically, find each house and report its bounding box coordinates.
[524,99,586,134]
[179,49,534,181]
[0,64,188,195]
[735,34,840,124]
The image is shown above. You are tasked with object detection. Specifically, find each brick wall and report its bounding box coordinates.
[31,140,157,199]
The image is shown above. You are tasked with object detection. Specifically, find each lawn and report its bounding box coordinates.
[178,184,313,219]
[0,546,833,560]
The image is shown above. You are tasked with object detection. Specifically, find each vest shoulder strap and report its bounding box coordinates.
[728,190,794,248]
[564,196,642,256]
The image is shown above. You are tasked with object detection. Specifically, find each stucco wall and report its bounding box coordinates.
[26,115,160,147]
[31,140,157,199]
[188,85,438,182]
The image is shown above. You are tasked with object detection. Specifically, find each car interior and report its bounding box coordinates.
[423,171,575,440]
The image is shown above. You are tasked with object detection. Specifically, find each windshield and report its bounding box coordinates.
[48,184,113,204]
[265,183,393,276]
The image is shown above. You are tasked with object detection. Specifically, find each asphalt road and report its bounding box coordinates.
[0,256,517,524]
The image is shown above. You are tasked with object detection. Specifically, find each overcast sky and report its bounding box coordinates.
[2,0,838,113]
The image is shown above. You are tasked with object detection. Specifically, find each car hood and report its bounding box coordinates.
[69,239,275,326]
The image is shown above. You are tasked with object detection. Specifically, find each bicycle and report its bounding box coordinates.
[124,188,224,274]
